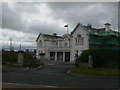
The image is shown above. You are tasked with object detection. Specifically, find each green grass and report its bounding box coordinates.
[69,66,119,76]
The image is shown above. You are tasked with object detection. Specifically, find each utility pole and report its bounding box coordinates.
[10,38,12,51]
[67,26,68,34]
[19,44,21,51]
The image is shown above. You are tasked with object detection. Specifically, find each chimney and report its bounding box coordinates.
[87,23,92,28]
[53,33,57,36]
[104,23,111,32]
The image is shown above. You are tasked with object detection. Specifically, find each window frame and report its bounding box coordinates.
[75,34,84,45]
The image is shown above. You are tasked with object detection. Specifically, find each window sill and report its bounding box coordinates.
[75,43,84,45]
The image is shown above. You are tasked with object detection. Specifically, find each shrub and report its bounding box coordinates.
[2,51,36,65]
[78,49,120,69]
[2,51,18,63]
[24,52,36,63]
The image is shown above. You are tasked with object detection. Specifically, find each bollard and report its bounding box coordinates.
[18,51,24,66]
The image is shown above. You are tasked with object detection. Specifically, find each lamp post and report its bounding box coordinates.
[64,24,68,34]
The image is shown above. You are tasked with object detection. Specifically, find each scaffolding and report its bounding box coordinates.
[89,31,120,50]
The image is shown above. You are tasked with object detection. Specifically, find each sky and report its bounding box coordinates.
[1,1,119,50]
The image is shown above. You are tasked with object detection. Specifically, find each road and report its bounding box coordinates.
[2,64,119,88]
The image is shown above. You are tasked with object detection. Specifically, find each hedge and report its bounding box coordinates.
[78,49,120,69]
[2,51,36,64]
[2,51,18,63]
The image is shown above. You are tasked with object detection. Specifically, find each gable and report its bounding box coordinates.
[71,23,88,35]
[36,33,41,42]
[36,33,45,42]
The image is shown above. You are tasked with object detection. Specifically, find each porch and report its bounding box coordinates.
[49,51,70,62]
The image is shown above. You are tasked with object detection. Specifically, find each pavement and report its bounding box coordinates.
[2,63,119,88]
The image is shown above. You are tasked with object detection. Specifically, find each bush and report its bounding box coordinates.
[24,52,36,64]
[78,49,120,69]
[2,51,18,63]
[2,51,36,65]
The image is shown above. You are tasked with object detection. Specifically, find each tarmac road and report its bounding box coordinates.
[2,64,119,88]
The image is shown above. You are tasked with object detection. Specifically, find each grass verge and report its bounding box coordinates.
[69,66,119,77]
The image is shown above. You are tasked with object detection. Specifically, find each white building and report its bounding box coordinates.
[36,22,112,63]
[36,32,71,62]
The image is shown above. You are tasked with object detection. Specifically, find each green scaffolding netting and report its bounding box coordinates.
[89,32,120,50]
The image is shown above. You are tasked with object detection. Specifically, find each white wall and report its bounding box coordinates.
[44,40,55,60]
[36,25,89,62]
[70,25,89,62]
[36,34,45,59]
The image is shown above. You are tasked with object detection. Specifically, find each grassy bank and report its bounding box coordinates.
[69,66,119,76]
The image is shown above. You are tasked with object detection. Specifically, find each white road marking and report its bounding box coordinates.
[3,82,57,88]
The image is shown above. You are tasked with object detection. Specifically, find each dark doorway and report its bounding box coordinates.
[65,52,70,62]
[50,52,55,60]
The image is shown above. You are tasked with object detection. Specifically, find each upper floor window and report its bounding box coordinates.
[56,42,58,47]
[39,40,43,47]
[75,34,84,44]
[64,42,68,47]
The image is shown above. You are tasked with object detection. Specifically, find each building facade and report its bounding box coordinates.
[36,23,119,63]
[36,33,71,62]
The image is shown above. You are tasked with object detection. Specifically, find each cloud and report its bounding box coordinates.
[47,2,118,29]
[2,3,25,31]
[1,28,36,50]
[1,2,118,50]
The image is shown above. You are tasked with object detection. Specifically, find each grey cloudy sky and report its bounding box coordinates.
[1,2,118,50]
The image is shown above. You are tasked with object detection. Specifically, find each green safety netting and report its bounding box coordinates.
[89,31,120,50]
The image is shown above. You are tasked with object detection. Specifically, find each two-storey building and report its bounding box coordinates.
[36,33,71,62]
[36,22,119,63]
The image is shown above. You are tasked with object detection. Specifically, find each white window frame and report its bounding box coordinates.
[76,34,84,45]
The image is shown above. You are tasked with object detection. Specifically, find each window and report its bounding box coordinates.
[39,40,43,47]
[78,37,84,44]
[75,38,77,43]
[64,42,67,47]
[56,42,58,47]
[76,34,84,44]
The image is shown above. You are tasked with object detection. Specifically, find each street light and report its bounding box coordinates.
[64,24,68,34]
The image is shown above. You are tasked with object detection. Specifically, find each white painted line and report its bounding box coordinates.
[3,82,57,88]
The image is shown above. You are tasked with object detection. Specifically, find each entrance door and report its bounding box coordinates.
[57,52,63,61]
[50,52,55,60]
[65,52,70,62]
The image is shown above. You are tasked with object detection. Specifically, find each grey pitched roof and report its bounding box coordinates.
[43,34,62,39]
[36,33,62,42]
[84,25,106,32]
[70,23,119,35]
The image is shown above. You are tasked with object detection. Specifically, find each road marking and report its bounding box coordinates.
[3,82,58,88]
